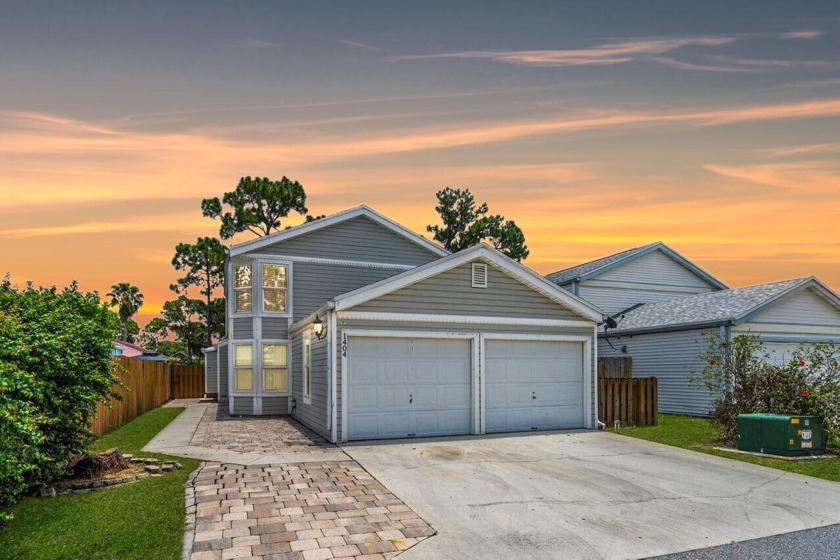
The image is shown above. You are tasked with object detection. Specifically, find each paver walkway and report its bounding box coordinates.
[191,405,334,455]
[145,402,434,560]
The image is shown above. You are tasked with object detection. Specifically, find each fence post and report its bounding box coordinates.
[167,362,173,401]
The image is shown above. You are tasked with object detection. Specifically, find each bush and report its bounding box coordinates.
[0,279,121,522]
[696,333,840,447]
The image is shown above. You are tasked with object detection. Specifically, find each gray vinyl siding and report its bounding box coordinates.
[232,318,253,339]
[262,396,288,415]
[219,343,229,398]
[335,318,597,441]
[353,261,582,320]
[578,285,710,317]
[291,332,330,439]
[232,396,254,415]
[599,328,719,416]
[260,216,441,266]
[292,262,400,322]
[205,349,218,394]
[598,251,717,288]
[569,250,719,316]
[262,317,289,339]
[743,288,840,328]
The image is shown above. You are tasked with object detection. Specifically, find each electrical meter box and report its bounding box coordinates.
[737,414,825,456]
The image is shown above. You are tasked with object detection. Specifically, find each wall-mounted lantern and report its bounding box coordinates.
[312,314,327,341]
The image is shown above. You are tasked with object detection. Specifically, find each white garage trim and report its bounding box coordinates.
[339,329,480,442]
[337,311,595,329]
[479,333,593,432]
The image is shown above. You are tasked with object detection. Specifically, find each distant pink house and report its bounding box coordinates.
[112,339,147,357]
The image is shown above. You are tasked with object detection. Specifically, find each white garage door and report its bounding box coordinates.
[347,337,472,440]
[484,339,585,433]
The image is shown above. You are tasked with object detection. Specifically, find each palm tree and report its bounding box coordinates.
[107,283,144,341]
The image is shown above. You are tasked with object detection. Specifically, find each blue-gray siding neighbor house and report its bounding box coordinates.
[549,246,840,416]
[205,205,603,443]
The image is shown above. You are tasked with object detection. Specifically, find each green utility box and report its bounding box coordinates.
[737,414,825,456]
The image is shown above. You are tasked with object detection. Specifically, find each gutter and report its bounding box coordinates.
[601,318,736,338]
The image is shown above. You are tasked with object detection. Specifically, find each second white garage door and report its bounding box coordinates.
[484,339,585,433]
[347,337,472,440]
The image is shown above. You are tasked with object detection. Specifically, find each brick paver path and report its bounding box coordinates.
[189,461,434,560]
[191,405,335,455]
[183,405,434,559]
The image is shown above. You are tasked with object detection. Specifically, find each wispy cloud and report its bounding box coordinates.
[393,36,736,66]
[780,29,824,40]
[336,39,379,51]
[647,56,758,73]
[0,214,210,239]
[756,143,840,158]
[228,39,282,49]
[704,161,840,192]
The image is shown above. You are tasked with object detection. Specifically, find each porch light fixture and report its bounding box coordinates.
[312,314,327,341]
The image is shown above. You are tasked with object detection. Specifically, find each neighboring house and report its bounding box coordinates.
[209,205,603,443]
[547,242,728,318]
[113,340,169,361]
[599,277,840,415]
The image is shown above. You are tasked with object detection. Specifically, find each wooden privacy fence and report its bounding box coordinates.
[91,357,170,437]
[172,363,205,398]
[598,356,632,379]
[599,377,658,427]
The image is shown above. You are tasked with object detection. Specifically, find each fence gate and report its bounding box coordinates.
[171,363,205,398]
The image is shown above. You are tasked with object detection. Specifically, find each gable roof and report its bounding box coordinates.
[228,205,449,258]
[609,276,840,334]
[546,241,728,290]
[332,243,603,322]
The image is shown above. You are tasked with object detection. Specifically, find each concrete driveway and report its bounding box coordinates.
[342,431,840,560]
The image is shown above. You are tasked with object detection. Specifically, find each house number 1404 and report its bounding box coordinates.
[341,333,347,358]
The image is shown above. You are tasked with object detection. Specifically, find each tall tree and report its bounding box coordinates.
[142,296,206,362]
[107,282,144,341]
[427,187,530,261]
[170,237,226,347]
[201,176,309,239]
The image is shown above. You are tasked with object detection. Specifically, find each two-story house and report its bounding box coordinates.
[204,206,603,443]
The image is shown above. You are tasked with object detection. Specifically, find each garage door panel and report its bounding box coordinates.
[348,336,472,441]
[485,339,586,433]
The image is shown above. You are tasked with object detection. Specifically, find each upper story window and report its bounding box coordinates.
[262,264,288,313]
[234,265,252,313]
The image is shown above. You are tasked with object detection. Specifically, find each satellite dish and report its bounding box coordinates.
[604,316,618,329]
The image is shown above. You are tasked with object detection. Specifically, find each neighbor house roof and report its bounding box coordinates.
[228,205,449,258]
[113,339,147,353]
[609,276,840,334]
[546,241,728,290]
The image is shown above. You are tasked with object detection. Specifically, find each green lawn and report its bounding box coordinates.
[618,414,840,482]
[0,407,198,560]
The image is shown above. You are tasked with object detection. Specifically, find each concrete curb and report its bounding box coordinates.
[180,462,203,560]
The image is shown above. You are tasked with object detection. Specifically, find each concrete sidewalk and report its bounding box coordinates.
[144,404,350,465]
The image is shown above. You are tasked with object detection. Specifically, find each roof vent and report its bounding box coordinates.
[472,263,488,288]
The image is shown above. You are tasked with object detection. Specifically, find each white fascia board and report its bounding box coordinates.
[228,205,448,257]
[335,244,603,322]
[247,253,415,271]
[337,311,596,328]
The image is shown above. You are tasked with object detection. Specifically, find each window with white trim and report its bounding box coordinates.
[302,333,311,403]
[234,344,253,391]
[234,265,253,312]
[262,343,288,392]
[262,264,288,313]
[472,263,488,288]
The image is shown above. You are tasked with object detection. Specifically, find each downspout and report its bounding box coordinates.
[724,322,733,394]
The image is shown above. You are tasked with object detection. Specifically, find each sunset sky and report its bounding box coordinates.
[2,1,839,325]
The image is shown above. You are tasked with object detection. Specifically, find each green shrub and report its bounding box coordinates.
[696,333,840,447]
[0,279,121,522]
